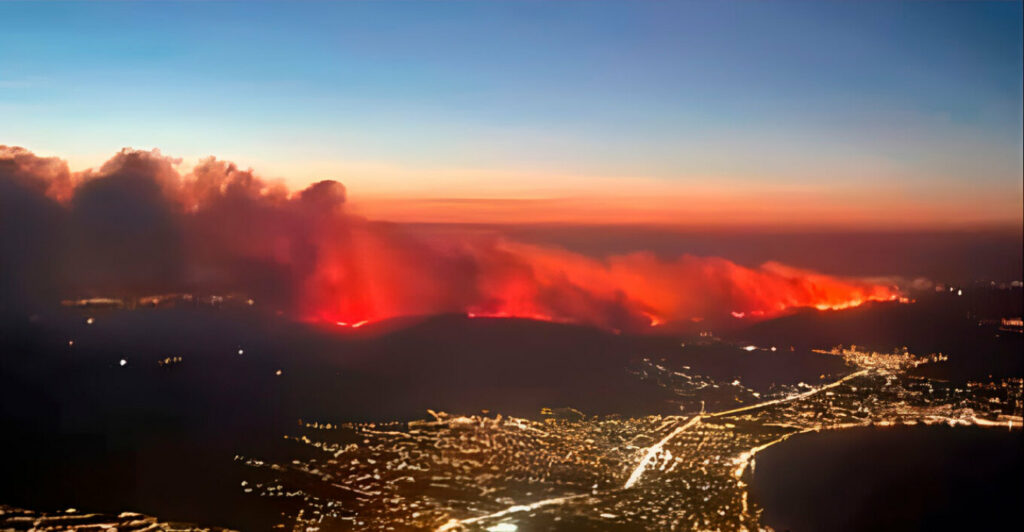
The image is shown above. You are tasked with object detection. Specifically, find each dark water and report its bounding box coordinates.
[749,426,1024,532]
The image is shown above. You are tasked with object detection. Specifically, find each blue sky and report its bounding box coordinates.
[1,1,1021,225]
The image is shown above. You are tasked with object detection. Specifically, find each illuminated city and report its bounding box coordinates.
[234,343,1021,531]
[1,1,1021,531]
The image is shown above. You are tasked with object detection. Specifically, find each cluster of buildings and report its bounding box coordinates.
[811,345,948,371]
[60,293,255,310]
[0,505,226,531]
[232,341,1021,530]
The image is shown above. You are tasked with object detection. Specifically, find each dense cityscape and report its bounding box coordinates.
[232,342,1022,531]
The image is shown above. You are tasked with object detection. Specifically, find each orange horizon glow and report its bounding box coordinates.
[44,151,1022,230]
[346,194,1023,230]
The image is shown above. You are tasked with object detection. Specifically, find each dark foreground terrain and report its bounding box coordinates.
[0,287,1020,530]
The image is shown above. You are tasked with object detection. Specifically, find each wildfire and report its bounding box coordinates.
[303,235,901,333]
[334,320,369,328]
[2,145,904,333]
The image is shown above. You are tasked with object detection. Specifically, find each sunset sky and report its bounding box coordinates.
[2,1,1021,227]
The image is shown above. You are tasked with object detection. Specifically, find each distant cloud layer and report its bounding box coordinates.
[1,146,900,331]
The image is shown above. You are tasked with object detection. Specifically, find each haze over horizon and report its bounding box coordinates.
[2,1,1021,228]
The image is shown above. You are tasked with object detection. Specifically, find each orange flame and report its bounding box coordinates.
[303,233,900,332]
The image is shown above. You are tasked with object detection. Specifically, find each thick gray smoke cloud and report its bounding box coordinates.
[1,146,340,310]
[0,145,900,331]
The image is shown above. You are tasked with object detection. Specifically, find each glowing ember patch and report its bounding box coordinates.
[815,300,863,311]
[642,312,665,327]
[328,319,373,329]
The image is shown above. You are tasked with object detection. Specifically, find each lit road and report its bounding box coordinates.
[436,367,876,530]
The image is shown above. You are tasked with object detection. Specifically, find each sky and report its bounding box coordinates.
[1,1,1021,228]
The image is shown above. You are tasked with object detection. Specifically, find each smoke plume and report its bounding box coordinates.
[0,146,900,331]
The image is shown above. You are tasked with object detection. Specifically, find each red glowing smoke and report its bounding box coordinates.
[1,146,900,331]
[304,236,900,331]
